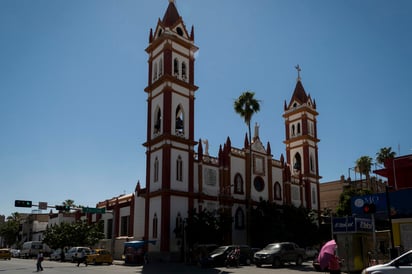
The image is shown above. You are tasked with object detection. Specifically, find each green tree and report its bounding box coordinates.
[234,91,260,244]
[356,155,373,180]
[376,147,396,166]
[250,201,319,248]
[185,209,232,248]
[0,212,21,247]
[336,188,371,216]
[43,220,104,249]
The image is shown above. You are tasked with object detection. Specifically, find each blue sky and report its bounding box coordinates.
[1,0,411,218]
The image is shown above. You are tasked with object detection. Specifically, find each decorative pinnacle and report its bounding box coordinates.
[295,64,301,82]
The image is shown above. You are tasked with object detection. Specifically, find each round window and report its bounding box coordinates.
[253,177,265,192]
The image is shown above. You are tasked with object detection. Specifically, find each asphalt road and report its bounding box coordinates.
[0,258,322,274]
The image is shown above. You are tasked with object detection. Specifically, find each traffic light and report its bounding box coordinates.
[55,205,71,211]
[14,200,33,208]
[363,203,376,214]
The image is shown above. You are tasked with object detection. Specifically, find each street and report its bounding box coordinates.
[0,258,321,274]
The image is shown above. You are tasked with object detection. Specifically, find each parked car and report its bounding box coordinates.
[86,249,113,265]
[10,249,20,258]
[65,247,91,262]
[50,248,62,261]
[362,250,412,274]
[0,249,11,260]
[253,242,305,267]
[20,241,51,258]
[305,247,319,260]
[208,245,253,267]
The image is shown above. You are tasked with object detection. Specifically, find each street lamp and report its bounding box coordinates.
[385,185,396,259]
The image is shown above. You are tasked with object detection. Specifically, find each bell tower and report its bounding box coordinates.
[143,0,198,255]
[283,65,320,211]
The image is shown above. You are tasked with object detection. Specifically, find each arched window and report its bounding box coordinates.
[154,157,159,182]
[158,58,163,77]
[173,58,179,77]
[175,212,183,238]
[176,155,183,181]
[154,107,161,134]
[297,122,301,135]
[181,62,187,81]
[310,154,315,173]
[234,173,243,194]
[274,181,282,200]
[293,153,302,173]
[152,213,158,238]
[175,105,184,135]
[153,62,158,81]
[291,124,295,136]
[235,207,245,229]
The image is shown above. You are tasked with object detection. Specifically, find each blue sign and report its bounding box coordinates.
[351,189,412,219]
[333,217,355,233]
[332,217,373,233]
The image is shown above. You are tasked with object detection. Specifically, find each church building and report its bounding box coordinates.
[133,0,321,258]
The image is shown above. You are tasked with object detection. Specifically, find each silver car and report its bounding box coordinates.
[362,250,412,274]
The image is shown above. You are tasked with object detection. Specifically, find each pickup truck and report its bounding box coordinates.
[253,242,305,267]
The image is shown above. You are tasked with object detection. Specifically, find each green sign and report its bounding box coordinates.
[82,207,106,214]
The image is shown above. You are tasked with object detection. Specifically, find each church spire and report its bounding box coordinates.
[162,0,181,27]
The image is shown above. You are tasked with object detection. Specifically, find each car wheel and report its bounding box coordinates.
[245,258,251,265]
[296,255,303,266]
[272,257,281,267]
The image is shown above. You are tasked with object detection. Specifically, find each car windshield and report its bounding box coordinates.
[210,246,229,255]
[262,244,281,251]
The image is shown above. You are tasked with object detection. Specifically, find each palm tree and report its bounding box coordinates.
[376,147,396,167]
[234,91,260,245]
[356,155,373,182]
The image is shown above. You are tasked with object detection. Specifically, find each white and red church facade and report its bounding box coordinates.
[92,1,321,259]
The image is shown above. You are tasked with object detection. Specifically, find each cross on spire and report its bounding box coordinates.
[295,64,301,82]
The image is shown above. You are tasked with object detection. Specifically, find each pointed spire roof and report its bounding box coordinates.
[290,80,308,104]
[162,0,181,27]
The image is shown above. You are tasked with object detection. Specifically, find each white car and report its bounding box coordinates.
[362,250,412,274]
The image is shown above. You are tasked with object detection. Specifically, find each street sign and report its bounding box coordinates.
[38,202,48,210]
[82,207,106,214]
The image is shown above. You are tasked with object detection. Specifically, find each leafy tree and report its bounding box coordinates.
[43,220,104,249]
[0,212,21,247]
[250,201,319,248]
[376,147,396,166]
[336,188,371,216]
[185,209,232,248]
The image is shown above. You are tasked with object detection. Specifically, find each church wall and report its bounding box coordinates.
[133,194,145,239]
[169,196,187,252]
[149,149,162,192]
[231,154,246,200]
[170,148,189,192]
[231,203,247,244]
[202,164,219,197]
[148,197,161,252]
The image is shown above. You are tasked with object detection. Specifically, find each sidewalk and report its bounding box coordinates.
[113,260,222,273]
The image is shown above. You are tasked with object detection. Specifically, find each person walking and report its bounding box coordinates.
[76,249,87,267]
[36,251,44,272]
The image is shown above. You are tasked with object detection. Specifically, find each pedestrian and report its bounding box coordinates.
[328,252,341,274]
[36,251,44,272]
[76,249,87,267]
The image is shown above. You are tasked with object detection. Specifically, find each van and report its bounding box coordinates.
[0,249,11,260]
[20,241,49,259]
